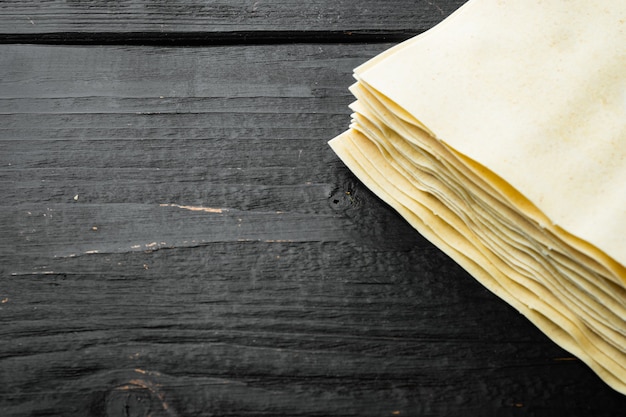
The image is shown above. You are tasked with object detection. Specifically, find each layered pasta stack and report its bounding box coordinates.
[329,0,626,393]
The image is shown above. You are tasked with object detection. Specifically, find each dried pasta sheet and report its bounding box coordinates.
[329,0,626,393]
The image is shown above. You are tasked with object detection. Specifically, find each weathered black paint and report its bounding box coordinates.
[1,2,626,416]
[0,0,466,36]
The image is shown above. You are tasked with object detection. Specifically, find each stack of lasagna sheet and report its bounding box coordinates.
[329,0,626,393]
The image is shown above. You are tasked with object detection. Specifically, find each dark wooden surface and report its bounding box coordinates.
[2,2,626,416]
[0,0,462,38]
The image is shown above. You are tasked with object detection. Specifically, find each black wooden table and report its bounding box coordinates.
[2,1,625,416]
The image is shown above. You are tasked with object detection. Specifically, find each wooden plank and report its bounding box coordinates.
[2,44,626,416]
[0,0,467,39]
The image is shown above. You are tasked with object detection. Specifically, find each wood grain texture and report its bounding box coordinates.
[2,42,626,416]
[4,0,626,412]
[0,0,466,39]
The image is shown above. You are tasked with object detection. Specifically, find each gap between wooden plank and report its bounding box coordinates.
[0,30,417,46]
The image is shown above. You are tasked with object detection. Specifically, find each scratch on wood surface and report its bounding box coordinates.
[426,0,445,15]
[160,203,226,213]
[134,368,162,376]
[10,271,57,276]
